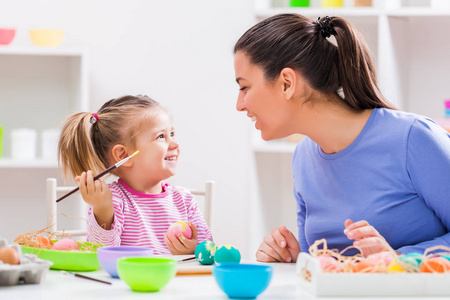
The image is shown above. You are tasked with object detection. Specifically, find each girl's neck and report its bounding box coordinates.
[297,95,373,154]
[120,176,164,195]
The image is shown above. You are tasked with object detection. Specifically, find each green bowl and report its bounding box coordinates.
[21,242,102,271]
[117,257,176,292]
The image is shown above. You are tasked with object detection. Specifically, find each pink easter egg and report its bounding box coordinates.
[367,251,395,266]
[52,238,80,251]
[317,255,340,272]
[167,221,192,239]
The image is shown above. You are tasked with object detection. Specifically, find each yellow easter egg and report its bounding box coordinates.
[387,260,404,273]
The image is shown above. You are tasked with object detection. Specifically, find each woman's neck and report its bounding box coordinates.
[297,96,373,154]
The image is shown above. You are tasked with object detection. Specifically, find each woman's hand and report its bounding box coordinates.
[256,225,301,263]
[164,222,198,255]
[344,219,396,257]
[76,171,114,229]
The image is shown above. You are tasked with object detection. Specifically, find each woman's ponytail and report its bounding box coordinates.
[325,17,395,110]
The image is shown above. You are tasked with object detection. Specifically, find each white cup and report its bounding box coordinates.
[11,128,37,160]
[41,129,60,161]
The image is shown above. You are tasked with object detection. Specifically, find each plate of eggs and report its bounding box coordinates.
[20,236,102,272]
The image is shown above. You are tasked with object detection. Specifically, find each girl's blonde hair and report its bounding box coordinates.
[58,94,162,180]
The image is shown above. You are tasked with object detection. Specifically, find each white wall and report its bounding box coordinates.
[0,0,258,258]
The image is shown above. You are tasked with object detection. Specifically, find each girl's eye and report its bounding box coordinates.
[170,131,175,137]
[239,87,247,92]
[157,134,164,139]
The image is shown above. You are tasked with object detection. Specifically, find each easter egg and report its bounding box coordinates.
[352,259,380,273]
[387,260,404,273]
[367,251,395,266]
[52,238,80,251]
[214,244,241,264]
[167,221,192,239]
[317,256,340,272]
[0,247,20,265]
[403,252,423,265]
[195,240,217,265]
[33,236,53,249]
[420,257,450,273]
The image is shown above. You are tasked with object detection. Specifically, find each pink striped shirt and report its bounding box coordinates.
[86,179,213,254]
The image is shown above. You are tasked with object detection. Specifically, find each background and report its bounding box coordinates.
[1,0,449,259]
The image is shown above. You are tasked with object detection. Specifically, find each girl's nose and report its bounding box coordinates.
[169,138,179,149]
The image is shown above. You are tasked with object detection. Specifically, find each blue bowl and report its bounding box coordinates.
[213,263,273,299]
[97,246,154,278]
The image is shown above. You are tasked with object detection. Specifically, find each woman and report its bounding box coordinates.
[234,14,450,263]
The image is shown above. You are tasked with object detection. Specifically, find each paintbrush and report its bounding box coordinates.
[56,150,140,203]
[61,270,111,285]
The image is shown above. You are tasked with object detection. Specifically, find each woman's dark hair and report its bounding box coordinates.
[234,14,395,110]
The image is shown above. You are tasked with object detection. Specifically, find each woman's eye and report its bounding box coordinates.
[157,134,164,139]
[170,131,175,137]
[239,87,247,92]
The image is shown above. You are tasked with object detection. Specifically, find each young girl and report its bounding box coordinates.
[58,95,213,255]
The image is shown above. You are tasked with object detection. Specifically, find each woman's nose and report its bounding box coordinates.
[236,94,246,112]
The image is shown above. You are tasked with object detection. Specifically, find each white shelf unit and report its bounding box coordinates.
[248,4,450,254]
[0,48,89,243]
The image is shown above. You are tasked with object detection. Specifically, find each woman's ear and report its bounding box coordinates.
[111,145,134,167]
[280,67,306,100]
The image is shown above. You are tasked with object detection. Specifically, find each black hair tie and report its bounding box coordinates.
[317,16,336,39]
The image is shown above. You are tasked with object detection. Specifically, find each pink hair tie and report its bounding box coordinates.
[90,113,98,124]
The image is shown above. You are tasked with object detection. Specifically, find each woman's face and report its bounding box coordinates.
[234,51,291,141]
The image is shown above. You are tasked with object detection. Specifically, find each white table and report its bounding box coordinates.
[1,260,449,299]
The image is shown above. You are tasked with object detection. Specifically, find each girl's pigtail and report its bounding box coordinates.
[329,17,395,110]
[58,112,105,181]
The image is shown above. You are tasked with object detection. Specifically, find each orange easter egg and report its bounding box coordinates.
[33,236,53,249]
[352,259,379,273]
[420,257,450,273]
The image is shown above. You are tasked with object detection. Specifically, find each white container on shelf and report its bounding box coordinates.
[41,128,60,161]
[431,0,450,9]
[11,128,37,160]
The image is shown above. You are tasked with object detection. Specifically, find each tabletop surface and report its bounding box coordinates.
[1,257,450,300]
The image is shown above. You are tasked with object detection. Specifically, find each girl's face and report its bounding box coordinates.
[234,51,290,141]
[132,110,179,184]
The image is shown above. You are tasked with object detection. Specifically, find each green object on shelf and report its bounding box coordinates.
[0,126,3,158]
[290,0,309,7]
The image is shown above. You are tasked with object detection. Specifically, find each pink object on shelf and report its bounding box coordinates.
[444,99,450,109]
[0,28,16,45]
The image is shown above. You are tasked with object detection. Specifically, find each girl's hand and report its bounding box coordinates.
[344,219,396,257]
[76,171,114,229]
[76,171,112,209]
[164,222,198,255]
[256,225,300,263]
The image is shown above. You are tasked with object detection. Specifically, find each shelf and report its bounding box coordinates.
[0,47,86,57]
[0,159,58,168]
[255,7,450,19]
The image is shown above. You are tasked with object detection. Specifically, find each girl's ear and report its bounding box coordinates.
[111,144,134,167]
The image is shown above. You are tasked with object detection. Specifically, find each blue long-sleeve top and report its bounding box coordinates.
[293,108,450,255]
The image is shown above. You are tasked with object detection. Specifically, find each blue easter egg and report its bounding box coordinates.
[195,241,217,265]
[215,244,241,264]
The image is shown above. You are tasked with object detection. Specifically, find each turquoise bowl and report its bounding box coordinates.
[213,263,273,299]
